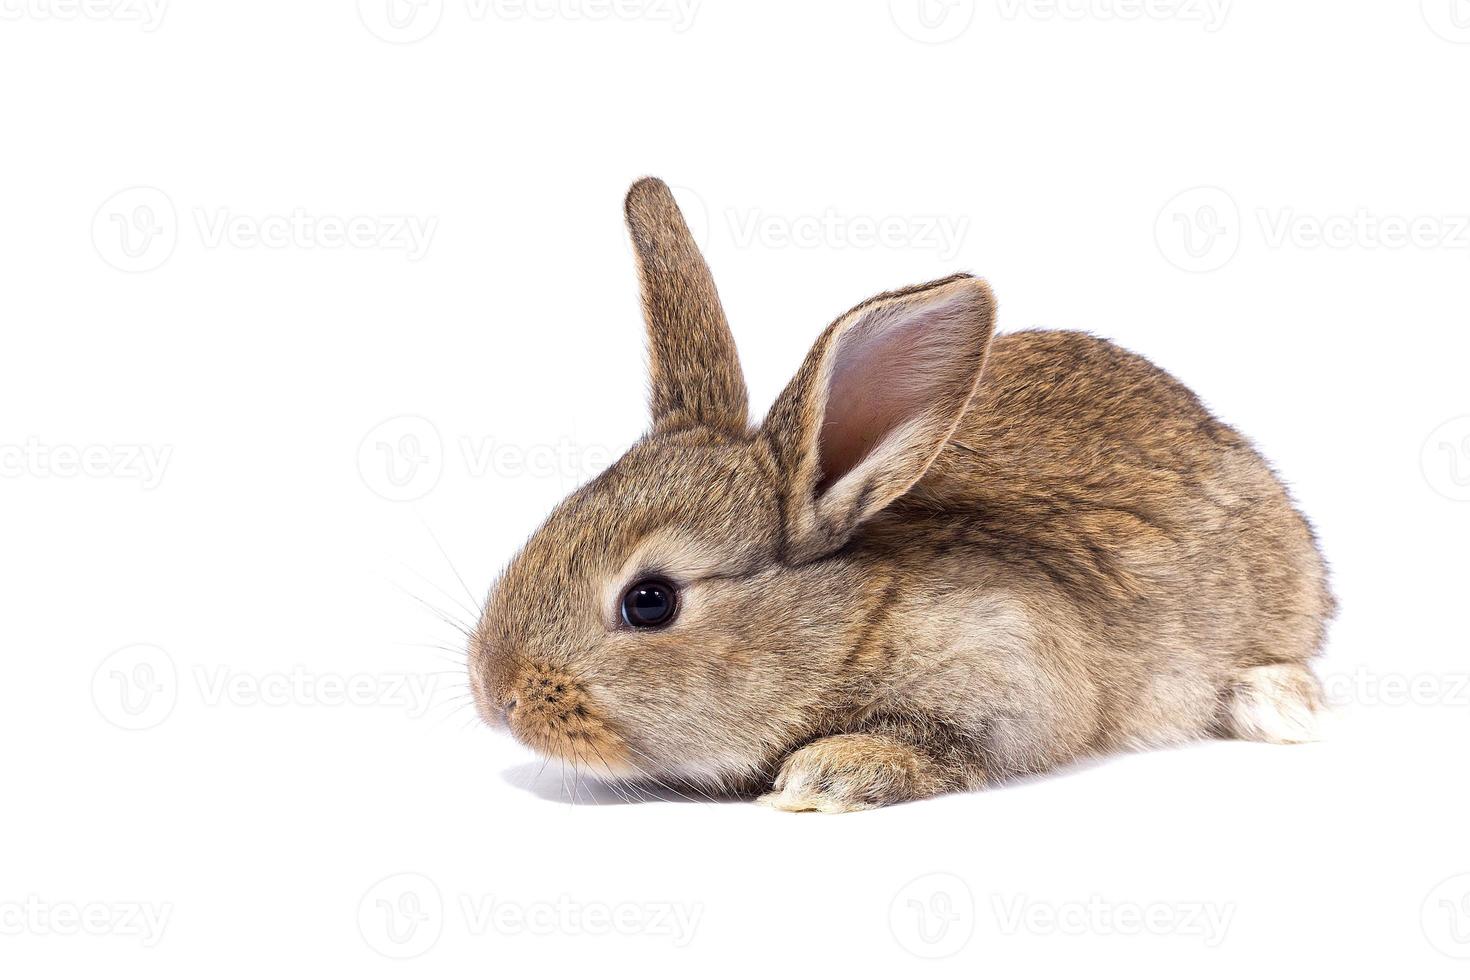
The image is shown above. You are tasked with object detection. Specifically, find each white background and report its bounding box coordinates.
[3,1,1468,976]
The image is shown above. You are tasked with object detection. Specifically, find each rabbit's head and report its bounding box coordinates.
[470,178,996,790]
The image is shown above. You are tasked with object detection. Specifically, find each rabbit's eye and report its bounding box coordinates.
[621,579,678,630]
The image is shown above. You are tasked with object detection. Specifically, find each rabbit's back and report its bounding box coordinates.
[900,329,1333,677]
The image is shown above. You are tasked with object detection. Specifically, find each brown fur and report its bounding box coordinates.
[469,178,1335,811]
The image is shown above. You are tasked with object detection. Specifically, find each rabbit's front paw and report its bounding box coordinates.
[756,734,940,813]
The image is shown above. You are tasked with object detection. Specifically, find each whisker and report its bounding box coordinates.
[397,559,479,627]
[418,515,482,611]
[586,744,642,806]
[389,579,474,638]
[622,746,720,805]
[427,699,473,731]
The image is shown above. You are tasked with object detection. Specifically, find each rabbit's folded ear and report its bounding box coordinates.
[624,177,749,435]
[761,274,997,562]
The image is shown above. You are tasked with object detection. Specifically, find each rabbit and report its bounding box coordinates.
[468,177,1335,812]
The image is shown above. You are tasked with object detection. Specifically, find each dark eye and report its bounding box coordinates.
[621,579,678,629]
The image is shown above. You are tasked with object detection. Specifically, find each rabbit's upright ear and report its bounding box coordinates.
[624,178,749,435]
[761,274,997,562]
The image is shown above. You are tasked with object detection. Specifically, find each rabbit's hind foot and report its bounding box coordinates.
[1226,662,1326,745]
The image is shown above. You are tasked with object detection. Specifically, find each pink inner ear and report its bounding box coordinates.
[818,297,963,489]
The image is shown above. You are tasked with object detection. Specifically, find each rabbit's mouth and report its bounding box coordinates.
[495,667,633,778]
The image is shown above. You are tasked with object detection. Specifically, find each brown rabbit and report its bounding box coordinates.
[469,177,1334,812]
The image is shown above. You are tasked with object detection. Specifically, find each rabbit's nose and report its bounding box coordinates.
[482,695,516,729]
[468,645,519,729]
